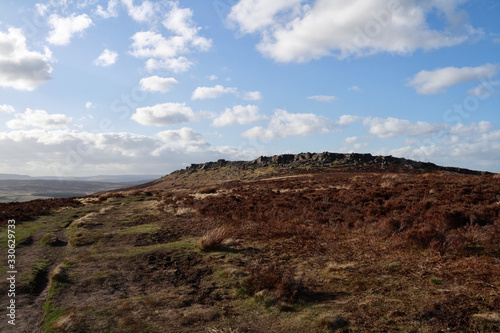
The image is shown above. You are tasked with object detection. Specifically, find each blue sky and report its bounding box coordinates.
[0,0,499,177]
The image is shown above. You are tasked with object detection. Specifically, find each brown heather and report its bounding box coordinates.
[1,154,499,332]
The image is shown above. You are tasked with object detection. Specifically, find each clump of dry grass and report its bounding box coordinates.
[243,263,304,302]
[199,225,231,251]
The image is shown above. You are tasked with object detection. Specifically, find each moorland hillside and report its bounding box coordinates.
[0,153,498,332]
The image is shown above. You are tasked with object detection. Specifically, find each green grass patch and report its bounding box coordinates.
[42,281,68,333]
[429,277,443,285]
[96,237,199,258]
[27,260,49,295]
[40,233,59,246]
[114,223,161,235]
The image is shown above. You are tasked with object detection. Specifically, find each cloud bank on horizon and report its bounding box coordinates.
[0,0,499,177]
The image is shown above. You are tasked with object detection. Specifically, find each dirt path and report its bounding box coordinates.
[0,220,71,332]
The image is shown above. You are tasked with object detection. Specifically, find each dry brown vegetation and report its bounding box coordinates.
[0,166,499,332]
[199,225,232,251]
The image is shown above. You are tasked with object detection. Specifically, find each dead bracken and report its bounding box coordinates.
[0,153,498,332]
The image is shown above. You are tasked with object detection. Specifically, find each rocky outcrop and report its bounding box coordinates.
[174,152,489,176]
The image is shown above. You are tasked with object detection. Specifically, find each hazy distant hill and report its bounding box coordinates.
[0,173,162,183]
[0,175,161,202]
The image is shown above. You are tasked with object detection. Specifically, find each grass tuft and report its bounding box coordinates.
[199,225,231,251]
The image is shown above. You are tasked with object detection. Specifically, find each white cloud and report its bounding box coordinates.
[363,117,447,138]
[377,127,500,173]
[192,85,237,100]
[406,63,499,95]
[242,91,263,101]
[208,75,218,81]
[212,105,264,127]
[341,136,368,151]
[122,0,156,22]
[0,104,15,113]
[348,86,361,91]
[191,85,262,101]
[467,80,500,98]
[94,49,118,67]
[154,127,210,154]
[0,128,259,176]
[85,101,95,109]
[242,109,333,140]
[0,28,53,91]
[129,2,211,73]
[337,115,362,126]
[96,0,119,18]
[450,121,494,135]
[6,109,72,129]
[139,76,178,93]
[228,0,303,34]
[47,13,93,46]
[131,102,204,126]
[35,3,50,16]
[307,95,338,102]
[144,57,192,73]
[229,0,481,63]
[344,136,359,144]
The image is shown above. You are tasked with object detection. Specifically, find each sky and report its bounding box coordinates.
[0,0,499,177]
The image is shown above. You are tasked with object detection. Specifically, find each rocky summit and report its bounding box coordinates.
[179,152,489,175]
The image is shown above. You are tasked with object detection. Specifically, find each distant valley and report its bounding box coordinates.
[0,174,162,202]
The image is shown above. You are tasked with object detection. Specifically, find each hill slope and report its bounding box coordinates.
[0,153,498,332]
[128,152,490,192]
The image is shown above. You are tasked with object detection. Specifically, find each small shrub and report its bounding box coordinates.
[318,315,349,331]
[430,277,443,285]
[40,233,61,246]
[199,225,231,251]
[405,227,445,249]
[196,185,219,194]
[243,264,304,302]
[50,264,71,285]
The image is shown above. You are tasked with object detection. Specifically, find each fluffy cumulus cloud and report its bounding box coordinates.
[0,28,53,91]
[47,13,93,45]
[139,75,178,92]
[363,117,448,138]
[406,63,499,94]
[212,105,264,127]
[129,2,211,72]
[154,127,210,154]
[0,104,15,113]
[377,126,500,172]
[192,85,237,100]
[242,91,263,101]
[85,101,96,109]
[229,0,481,62]
[307,95,338,102]
[131,102,204,126]
[122,0,157,22]
[191,85,262,100]
[94,49,118,67]
[96,0,120,18]
[242,109,334,140]
[228,0,303,34]
[337,115,363,126]
[449,121,494,135]
[6,109,72,129]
